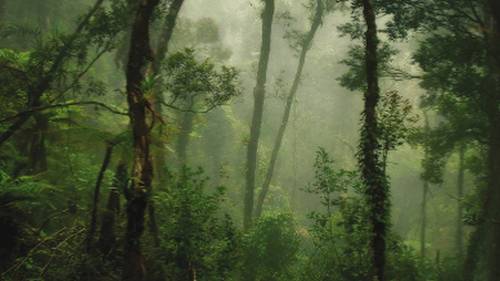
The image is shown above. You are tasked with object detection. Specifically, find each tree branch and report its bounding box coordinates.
[0,101,128,123]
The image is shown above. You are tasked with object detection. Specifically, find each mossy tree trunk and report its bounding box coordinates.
[123,0,160,280]
[360,1,388,280]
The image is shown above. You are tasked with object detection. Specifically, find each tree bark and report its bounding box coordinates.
[243,0,275,231]
[360,1,387,281]
[254,0,324,219]
[123,0,160,280]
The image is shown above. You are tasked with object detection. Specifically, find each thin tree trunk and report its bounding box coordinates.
[360,1,387,281]
[456,144,465,259]
[420,181,428,259]
[254,0,324,219]
[98,162,126,255]
[86,143,114,252]
[243,0,275,231]
[123,0,160,280]
[420,112,430,259]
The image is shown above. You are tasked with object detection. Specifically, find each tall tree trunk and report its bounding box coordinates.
[254,0,324,219]
[86,143,114,252]
[243,0,275,231]
[123,0,159,280]
[484,97,500,281]
[456,144,465,259]
[485,4,500,281]
[360,1,387,281]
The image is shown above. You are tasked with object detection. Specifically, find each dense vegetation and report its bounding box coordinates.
[0,0,499,280]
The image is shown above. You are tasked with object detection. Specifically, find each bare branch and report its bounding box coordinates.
[0,101,128,123]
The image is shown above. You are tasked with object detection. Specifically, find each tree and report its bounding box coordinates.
[359,0,388,280]
[244,0,275,230]
[122,0,160,280]
[160,48,239,167]
[254,0,326,219]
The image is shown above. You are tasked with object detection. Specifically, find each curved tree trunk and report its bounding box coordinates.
[123,0,160,280]
[254,0,324,219]
[243,0,275,230]
[360,1,388,281]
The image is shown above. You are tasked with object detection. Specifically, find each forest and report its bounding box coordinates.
[0,0,499,280]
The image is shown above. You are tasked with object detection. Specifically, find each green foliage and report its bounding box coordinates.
[153,167,239,281]
[301,149,371,281]
[338,43,399,92]
[378,91,418,154]
[304,148,362,218]
[0,48,31,118]
[242,213,300,281]
[162,48,240,112]
[301,149,425,281]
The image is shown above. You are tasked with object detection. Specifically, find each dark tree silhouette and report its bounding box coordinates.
[360,0,388,280]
